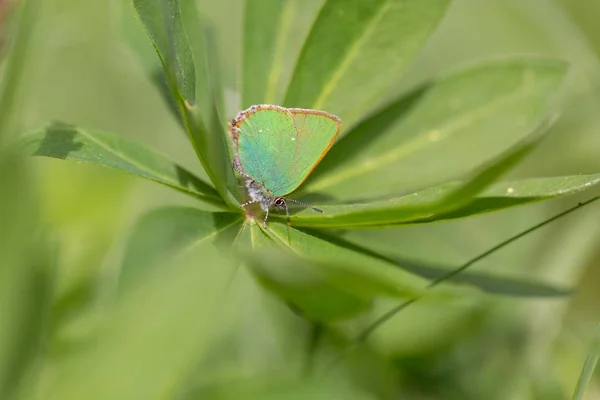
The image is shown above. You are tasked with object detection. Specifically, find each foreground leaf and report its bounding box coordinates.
[242,222,428,321]
[283,173,600,228]
[305,58,569,199]
[284,0,450,128]
[120,207,242,288]
[44,235,235,400]
[0,153,53,399]
[21,124,227,208]
[0,0,39,146]
[133,0,234,205]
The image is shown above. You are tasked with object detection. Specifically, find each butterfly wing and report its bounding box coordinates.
[231,105,341,197]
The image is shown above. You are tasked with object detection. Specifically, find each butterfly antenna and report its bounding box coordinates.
[287,198,323,213]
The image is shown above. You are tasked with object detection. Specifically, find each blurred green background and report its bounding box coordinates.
[3,0,600,398]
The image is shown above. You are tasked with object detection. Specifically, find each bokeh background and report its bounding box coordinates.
[4,0,600,398]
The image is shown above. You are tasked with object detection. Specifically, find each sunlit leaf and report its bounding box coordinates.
[305,58,569,199]
[243,0,300,106]
[284,0,450,128]
[21,124,227,209]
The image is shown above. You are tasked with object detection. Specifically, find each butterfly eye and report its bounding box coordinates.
[274,198,285,207]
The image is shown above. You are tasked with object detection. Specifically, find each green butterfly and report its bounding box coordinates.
[230,104,341,224]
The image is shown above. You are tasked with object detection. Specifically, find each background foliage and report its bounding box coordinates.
[2,0,600,398]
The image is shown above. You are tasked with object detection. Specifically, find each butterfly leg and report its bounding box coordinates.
[232,158,254,180]
[263,207,269,227]
[241,200,259,209]
[284,202,291,226]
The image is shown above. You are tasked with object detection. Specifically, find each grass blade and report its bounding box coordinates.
[573,323,600,400]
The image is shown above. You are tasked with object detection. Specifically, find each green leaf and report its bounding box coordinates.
[241,222,427,321]
[0,0,39,146]
[119,0,182,127]
[43,233,236,400]
[381,257,571,298]
[242,0,297,106]
[132,0,195,104]
[284,0,450,128]
[313,231,572,298]
[279,122,558,228]
[120,207,242,289]
[573,323,600,400]
[304,58,569,199]
[179,0,227,132]
[282,173,600,228]
[430,174,600,222]
[0,153,53,399]
[20,123,227,209]
[133,0,235,206]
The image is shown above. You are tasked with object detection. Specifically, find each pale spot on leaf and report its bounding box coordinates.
[428,130,441,142]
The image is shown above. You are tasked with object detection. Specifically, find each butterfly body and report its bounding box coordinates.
[230,104,341,223]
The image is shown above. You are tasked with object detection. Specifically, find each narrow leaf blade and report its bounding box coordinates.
[282,174,600,228]
[284,0,450,128]
[133,0,234,205]
[573,324,600,400]
[20,124,227,208]
[242,0,303,106]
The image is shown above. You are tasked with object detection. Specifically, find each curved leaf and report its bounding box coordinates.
[20,124,227,209]
[133,0,235,205]
[304,58,569,199]
[284,0,450,128]
[120,207,243,288]
[282,174,600,228]
[241,222,428,321]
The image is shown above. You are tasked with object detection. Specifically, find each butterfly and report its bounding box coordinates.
[229,104,341,225]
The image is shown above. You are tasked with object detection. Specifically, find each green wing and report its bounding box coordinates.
[233,105,341,196]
